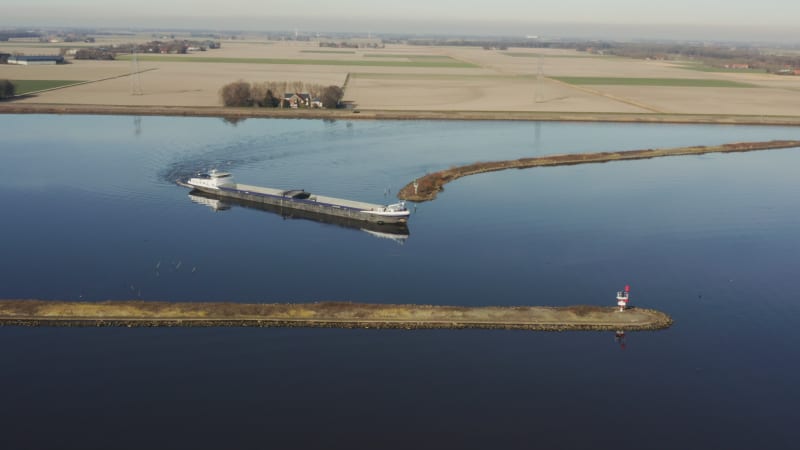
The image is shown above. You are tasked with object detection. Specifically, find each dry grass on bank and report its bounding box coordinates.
[0,300,669,329]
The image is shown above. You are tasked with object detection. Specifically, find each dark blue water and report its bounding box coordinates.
[1,115,798,449]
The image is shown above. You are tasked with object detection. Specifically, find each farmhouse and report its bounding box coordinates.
[776,67,800,76]
[282,92,312,108]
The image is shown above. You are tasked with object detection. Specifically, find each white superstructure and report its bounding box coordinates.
[186,170,235,190]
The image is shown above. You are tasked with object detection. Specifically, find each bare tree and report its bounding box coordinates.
[266,81,283,107]
[265,89,281,107]
[219,80,252,106]
[250,82,269,107]
[290,80,304,94]
[320,85,344,108]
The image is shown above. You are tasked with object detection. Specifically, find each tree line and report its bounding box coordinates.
[0,30,39,42]
[582,42,800,73]
[398,37,800,72]
[220,80,344,108]
[73,40,221,60]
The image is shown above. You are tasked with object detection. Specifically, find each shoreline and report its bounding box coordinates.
[3,102,800,126]
[0,300,673,332]
[398,139,800,202]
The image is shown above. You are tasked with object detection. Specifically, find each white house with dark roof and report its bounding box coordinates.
[282,92,312,108]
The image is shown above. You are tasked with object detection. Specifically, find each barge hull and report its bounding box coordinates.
[188,189,410,236]
[187,184,408,224]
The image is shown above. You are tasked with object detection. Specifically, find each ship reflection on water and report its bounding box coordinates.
[189,192,232,211]
[187,190,410,243]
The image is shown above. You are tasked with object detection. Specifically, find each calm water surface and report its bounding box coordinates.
[1,115,798,449]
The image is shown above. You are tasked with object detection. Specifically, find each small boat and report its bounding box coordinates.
[178,170,410,224]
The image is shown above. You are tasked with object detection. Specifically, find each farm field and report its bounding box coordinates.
[2,38,800,118]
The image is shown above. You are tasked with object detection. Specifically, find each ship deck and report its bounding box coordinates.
[234,183,387,212]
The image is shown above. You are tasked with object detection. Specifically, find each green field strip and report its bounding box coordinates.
[10,79,85,94]
[116,54,478,68]
[364,54,453,59]
[349,72,537,80]
[674,62,766,73]
[300,50,356,54]
[550,76,757,88]
[503,52,603,59]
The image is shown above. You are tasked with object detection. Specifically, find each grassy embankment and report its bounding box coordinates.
[398,140,800,202]
[0,300,672,331]
[4,104,800,126]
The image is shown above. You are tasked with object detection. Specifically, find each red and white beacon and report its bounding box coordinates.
[616,285,630,312]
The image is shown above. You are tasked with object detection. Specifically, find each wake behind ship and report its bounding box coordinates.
[178,170,410,224]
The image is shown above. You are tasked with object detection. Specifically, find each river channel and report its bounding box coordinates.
[1,115,798,449]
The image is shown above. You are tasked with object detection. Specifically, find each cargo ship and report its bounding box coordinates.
[178,170,410,224]
[187,189,409,243]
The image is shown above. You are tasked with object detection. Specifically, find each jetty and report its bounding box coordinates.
[398,140,800,202]
[0,300,672,331]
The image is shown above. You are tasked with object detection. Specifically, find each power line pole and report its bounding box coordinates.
[534,53,544,103]
[130,50,143,96]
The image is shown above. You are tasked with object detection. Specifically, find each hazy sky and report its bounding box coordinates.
[4,0,800,39]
